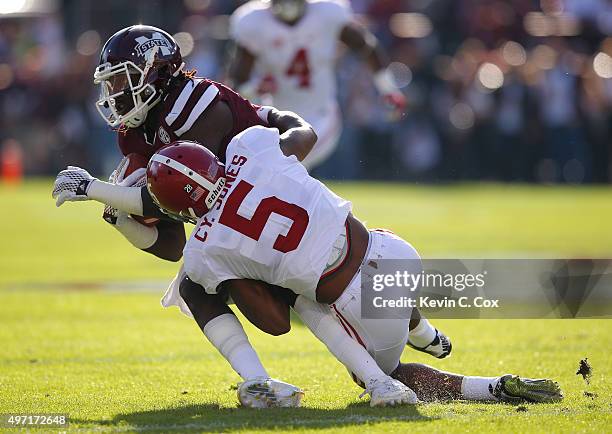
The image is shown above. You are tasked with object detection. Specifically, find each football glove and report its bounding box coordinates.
[374,69,407,121]
[52,166,96,207]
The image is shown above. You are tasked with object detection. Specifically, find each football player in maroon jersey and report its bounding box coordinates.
[85,24,319,262]
[52,25,452,407]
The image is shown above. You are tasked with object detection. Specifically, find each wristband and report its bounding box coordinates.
[256,105,274,125]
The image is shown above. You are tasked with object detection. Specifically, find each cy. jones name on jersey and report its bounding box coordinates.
[372,296,501,309]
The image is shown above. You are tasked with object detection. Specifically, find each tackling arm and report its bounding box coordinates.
[264,108,318,161]
[340,22,386,72]
[222,280,293,336]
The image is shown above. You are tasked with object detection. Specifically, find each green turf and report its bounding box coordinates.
[0,180,610,432]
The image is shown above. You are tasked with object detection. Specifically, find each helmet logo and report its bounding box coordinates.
[190,186,207,202]
[134,33,172,57]
[205,177,226,208]
[158,126,171,144]
[184,184,193,193]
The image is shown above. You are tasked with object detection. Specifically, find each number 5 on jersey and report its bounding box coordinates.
[219,180,309,253]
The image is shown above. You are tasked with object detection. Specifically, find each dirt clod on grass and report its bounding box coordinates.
[576,358,592,384]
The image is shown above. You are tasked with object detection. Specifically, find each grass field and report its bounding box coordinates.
[1,180,611,432]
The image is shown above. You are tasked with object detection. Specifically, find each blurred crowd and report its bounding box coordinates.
[0,0,610,182]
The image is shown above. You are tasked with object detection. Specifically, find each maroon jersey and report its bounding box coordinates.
[117,78,266,162]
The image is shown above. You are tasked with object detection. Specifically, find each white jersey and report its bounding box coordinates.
[182,126,352,300]
[230,0,352,117]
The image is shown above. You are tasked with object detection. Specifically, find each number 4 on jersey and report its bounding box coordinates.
[219,180,309,253]
[286,48,311,88]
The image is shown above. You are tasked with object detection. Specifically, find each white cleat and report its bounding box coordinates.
[237,377,304,408]
[361,376,418,407]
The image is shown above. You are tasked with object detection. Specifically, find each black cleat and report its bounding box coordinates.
[407,329,452,359]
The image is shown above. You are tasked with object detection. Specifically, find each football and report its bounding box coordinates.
[102,153,160,227]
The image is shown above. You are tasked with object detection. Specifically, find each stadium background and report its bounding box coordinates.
[0,0,610,183]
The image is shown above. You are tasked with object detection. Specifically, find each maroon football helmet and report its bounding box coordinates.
[146,141,226,223]
[94,25,184,128]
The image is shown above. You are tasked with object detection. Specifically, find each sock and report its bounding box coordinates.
[460,376,500,401]
[293,295,387,384]
[408,318,437,348]
[202,313,269,381]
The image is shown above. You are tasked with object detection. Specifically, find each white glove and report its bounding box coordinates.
[52,166,96,207]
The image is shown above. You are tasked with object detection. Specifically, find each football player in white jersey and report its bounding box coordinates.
[145,125,563,406]
[228,0,407,170]
[53,106,421,407]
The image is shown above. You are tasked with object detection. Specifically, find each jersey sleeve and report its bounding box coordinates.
[225,125,282,161]
[229,4,265,55]
[161,78,220,139]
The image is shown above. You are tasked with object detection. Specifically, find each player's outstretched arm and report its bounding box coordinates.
[340,22,386,72]
[340,22,406,116]
[179,276,271,381]
[265,108,318,161]
[108,212,184,262]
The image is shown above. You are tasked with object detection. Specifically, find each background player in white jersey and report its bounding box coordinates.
[228,0,406,170]
[145,126,563,406]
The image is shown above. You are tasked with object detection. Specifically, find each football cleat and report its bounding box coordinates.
[360,376,418,407]
[493,375,563,403]
[237,377,304,408]
[407,329,452,359]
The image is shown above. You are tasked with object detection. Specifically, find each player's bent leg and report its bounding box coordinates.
[323,229,423,405]
[179,276,304,407]
[391,363,464,402]
[366,232,452,359]
[407,310,452,359]
[293,295,417,407]
[391,363,563,403]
